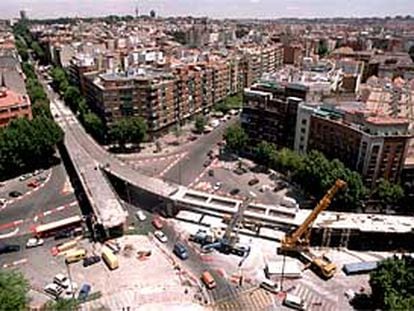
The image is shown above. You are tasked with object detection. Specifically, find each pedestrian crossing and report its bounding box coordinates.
[81,287,194,311]
[214,288,276,311]
[292,284,338,311]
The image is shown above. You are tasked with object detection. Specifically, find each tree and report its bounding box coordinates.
[255,141,278,167]
[44,298,79,311]
[0,116,63,179]
[224,124,248,153]
[373,179,404,209]
[50,67,68,93]
[109,117,147,149]
[370,256,414,310]
[409,45,414,62]
[64,86,81,113]
[194,115,206,134]
[0,270,29,310]
[83,112,106,143]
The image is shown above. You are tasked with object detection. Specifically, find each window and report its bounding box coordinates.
[301,119,307,125]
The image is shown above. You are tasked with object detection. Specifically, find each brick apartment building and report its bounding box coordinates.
[0,79,32,127]
[295,104,412,187]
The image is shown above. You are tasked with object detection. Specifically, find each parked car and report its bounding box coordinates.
[154,230,168,243]
[135,210,147,222]
[152,217,163,229]
[203,160,212,167]
[26,238,44,248]
[78,283,91,301]
[54,230,72,240]
[173,243,189,260]
[0,243,20,254]
[83,255,101,267]
[44,283,63,299]
[19,174,32,181]
[230,188,240,196]
[33,169,44,176]
[0,198,7,207]
[248,178,260,186]
[213,182,222,191]
[8,191,22,198]
[208,169,214,177]
[27,180,40,188]
[53,273,70,289]
[36,175,47,182]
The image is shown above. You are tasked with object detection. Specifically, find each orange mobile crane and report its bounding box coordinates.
[279,179,347,279]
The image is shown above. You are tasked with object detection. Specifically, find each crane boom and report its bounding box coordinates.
[282,179,347,251]
[279,179,347,279]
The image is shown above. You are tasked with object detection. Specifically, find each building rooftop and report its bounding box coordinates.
[0,87,28,108]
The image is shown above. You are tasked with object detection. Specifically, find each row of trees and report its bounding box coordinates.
[224,124,404,210]
[0,116,63,179]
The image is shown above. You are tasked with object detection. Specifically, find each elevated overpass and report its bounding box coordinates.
[50,98,414,249]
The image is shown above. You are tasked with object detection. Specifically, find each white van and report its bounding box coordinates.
[283,293,307,310]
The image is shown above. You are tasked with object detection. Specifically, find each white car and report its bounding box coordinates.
[213,182,222,191]
[154,230,168,243]
[0,198,7,207]
[53,273,70,289]
[135,210,147,221]
[44,283,63,298]
[19,173,32,181]
[26,238,44,248]
[65,282,78,296]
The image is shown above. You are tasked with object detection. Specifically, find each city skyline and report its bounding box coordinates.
[2,0,414,20]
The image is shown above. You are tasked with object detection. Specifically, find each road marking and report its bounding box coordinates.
[43,210,52,216]
[56,205,65,211]
[2,258,27,269]
[158,152,188,177]
[188,158,218,188]
[33,215,38,222]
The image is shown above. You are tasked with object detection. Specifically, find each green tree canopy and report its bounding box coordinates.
[373,179,404,207]
[109,117,147,149]
[194,115,206,133]
[44,298,79,311]
[0,270,29,311]
[50,67,68,93]
[370,256,414,310]
[0,116,63,179]
[83,112,106,143]
[64,86,81,113]
[254,141,278,167]
[224,123,248,153]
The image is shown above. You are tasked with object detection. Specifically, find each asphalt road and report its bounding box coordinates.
[163,119,236,186]
[0,164,74,224]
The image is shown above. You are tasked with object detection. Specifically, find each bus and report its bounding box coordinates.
[101,246,119,270]
[33,215,83,238]
[65,249,87,264]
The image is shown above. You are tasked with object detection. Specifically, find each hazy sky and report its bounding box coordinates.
[1,0,413,19]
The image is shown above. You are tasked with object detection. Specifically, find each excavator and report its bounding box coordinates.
[279,179,347,279]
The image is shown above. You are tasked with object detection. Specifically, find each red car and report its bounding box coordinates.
[152,217,163,230]
[27,180,40,188]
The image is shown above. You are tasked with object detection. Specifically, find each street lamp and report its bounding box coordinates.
[280,253,286,292]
